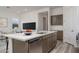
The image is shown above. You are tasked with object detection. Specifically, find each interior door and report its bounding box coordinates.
[43,16,48,30]
[38,11,48,31]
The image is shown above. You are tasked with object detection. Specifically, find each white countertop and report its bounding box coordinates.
[1,31,57,41]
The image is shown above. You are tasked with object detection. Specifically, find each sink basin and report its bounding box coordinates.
[37,32,46,34]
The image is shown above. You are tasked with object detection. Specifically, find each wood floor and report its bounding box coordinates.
[51,40,79,53]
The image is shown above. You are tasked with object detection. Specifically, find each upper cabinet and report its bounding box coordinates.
[51,14,63,25]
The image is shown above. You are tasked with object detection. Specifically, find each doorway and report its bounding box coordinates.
[38,11,48,31]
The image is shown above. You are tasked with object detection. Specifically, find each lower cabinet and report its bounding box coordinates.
[47,33,57,52]
[12,32,57,53]
[57,31,63,41]
[12,40,28,53]
[42,32,57,53]
[42,36,48,53]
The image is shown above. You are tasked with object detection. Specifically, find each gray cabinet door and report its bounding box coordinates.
[42,36,48,53]
[47,33,57,52]
[12,39,28,53]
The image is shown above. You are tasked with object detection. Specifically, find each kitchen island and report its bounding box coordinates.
[2,31,57,53]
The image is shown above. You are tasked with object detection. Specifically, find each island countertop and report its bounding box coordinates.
[1,31,57,41]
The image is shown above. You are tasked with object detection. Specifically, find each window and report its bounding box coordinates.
[51,14,63,25]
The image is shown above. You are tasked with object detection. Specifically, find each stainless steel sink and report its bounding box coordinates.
[37,32,46,34]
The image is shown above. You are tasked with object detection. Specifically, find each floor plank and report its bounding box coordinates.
[50,40,79,53]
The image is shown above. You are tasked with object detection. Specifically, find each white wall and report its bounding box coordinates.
[63,6,79,46]
[20,7,51,31]
[20,11,38,32]
[50,7,63,31]
[0,11,19,33]
[38,13,43,31]
[51,7,63,15]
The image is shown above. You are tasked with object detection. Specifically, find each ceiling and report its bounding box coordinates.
[0,6,61,14]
